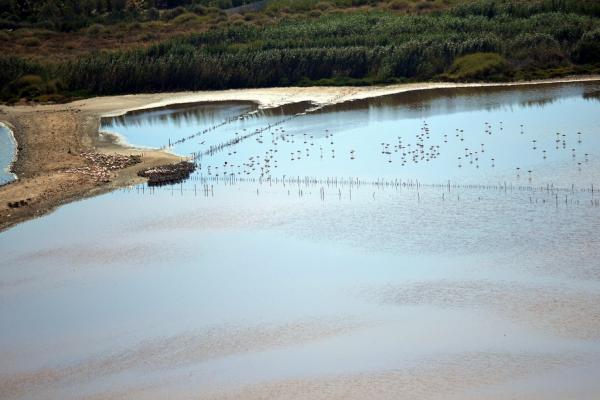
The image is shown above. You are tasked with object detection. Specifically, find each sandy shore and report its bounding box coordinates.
[0,105,180,232]
[1,75,599,231]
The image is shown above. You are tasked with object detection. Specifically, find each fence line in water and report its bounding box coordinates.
[183,173,599,194]
[162,95,317,152]
[121,174,600,208]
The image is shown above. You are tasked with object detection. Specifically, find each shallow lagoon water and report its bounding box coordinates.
[103,82,600,187]
[2,83,600,399]
[0,124,16,186]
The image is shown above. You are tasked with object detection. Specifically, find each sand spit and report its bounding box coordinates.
[96,75,600,118]
[1,75,599,231]
[0,107,179,232]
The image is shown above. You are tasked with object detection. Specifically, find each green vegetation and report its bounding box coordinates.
[443,52,508,80]
[0,0,262,31]
[1,0,600,103]
[0,68,67,103]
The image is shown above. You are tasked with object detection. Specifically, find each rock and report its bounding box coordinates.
[7,200,28,208]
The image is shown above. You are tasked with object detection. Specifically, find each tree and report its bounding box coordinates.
[111,0,127,13]
[573,29,600,64]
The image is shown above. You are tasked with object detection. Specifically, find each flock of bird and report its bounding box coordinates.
[149,102,593,187]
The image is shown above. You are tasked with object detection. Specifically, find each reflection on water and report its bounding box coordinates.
[1,82,600,400]
[583,89,600,101]
[102,82,600,187]
[0,124,16,186]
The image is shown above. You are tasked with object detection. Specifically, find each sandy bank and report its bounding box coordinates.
[1,75,599,232]
[0,105,180,232]
[95,75,600,117]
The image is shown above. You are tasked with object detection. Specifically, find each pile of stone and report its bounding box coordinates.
[7,199,29,208]
[137,161,196,186]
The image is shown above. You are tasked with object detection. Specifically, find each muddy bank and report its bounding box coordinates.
[0,106,179,232]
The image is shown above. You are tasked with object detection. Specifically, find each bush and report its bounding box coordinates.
[1,74,67,101]
[35,93,68,103]
[127,22,143,31]
[161,6,187,21]
[19,36,41,47]
[573,28,600,64]
[172,12,203,25]
[510,33,567,69]
[8,75,44,99]
[141,32,160,41]
[12,75,43,88]
[0,18,18,30]
[388,0,410,11]
[86,23,105,36]
[0,58,43,102]
[444,52,509,80]
[229,13,244,22]
[145,7,160,20]
[415,0,435,12]
[189,5,208,15]
[316,2,334,11]
[45,79,64,93]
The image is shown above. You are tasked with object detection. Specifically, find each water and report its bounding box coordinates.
[2,82,600,400]
[102,82,600,187]
[0,123,16,186]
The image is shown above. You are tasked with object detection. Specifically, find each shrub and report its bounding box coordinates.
[145,7,160,20]
[173,12,201,24]
[573,28,600,64]
[19,37,41,47]
[510,33,567,69]
[12,75,43,88]
[388,0,410,11]
[316,2,334,11]
[86,23,105,36]
[14,28,35,38]
[35,93,68,103]
[141,32,160,41]
[7,75,44,99]
[45,79,64,93]
[189,5,208,15]
[415,0,435,12]
[30,29,57,39]
[127,22,143,31]
[444,52,509,80]
[229,13,244,22]
[161,6,186,21]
